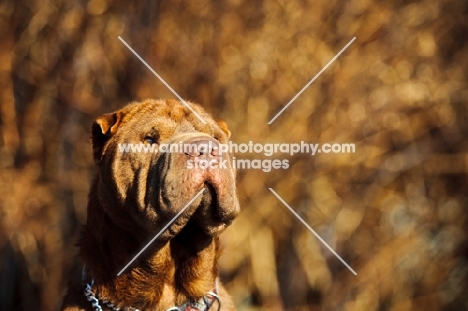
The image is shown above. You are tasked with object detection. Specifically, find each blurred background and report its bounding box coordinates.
[1,0,467,310]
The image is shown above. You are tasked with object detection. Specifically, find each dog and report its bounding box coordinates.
[61,99,239,311]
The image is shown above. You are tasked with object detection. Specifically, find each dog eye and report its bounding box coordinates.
[143,128,160,145]
[144,136,157,145]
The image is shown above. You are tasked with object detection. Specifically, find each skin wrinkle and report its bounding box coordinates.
[62,99,239,310]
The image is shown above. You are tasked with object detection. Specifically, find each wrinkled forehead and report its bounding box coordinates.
[120,101,220,137]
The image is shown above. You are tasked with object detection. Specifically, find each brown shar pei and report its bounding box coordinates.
[61,99,240,311]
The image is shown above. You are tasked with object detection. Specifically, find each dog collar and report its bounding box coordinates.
[166,291,221,311]
[84,281,139,311]
[82,266,221,311]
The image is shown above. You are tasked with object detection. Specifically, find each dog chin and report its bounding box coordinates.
[200,222,228,237]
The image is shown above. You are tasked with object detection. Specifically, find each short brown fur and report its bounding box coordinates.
[61,99,239,311]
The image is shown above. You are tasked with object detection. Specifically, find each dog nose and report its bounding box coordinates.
[184,137,220,158]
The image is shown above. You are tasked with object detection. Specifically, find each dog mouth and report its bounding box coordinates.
[203,181,217,205]
[180,181,229,237]
[173,218,212,246]
[156,145,239,239]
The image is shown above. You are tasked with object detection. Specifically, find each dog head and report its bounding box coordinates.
[90,99,239,240]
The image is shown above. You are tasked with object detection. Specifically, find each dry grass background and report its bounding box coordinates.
[1,0,467,310]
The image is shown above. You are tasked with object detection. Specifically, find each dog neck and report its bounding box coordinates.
[79,183,221,309]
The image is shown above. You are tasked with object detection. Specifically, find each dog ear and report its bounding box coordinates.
[217,120,231,138]
[91,112,123,163]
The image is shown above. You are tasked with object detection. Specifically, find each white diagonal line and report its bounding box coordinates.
[118,36,207,124]
[269,188,357,275]
[117,188,205,276]
[268,37,356,124]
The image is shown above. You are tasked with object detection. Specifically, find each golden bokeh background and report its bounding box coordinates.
[0,0,467,310]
